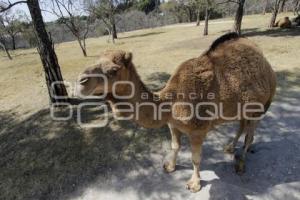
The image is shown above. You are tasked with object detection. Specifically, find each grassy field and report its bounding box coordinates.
[0,13,300,200]
[1,12,299,115]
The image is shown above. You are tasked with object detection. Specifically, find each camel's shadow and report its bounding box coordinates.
[199,68,300,199]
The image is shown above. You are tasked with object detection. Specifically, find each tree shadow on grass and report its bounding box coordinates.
[12,51,39,58]
[120,31,165,39]
[242,27,300,37]
[0,110,18,134]
[0,106,177,200]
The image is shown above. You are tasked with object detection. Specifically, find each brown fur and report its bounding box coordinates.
[274,17,292,28]
[77,34,277,192]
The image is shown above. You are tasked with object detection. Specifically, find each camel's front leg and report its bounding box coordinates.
[186,136,203,193]
[163,124,182,173]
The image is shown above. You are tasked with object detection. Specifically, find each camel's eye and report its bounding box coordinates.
[106,67,119,77]
[79,77,89,85]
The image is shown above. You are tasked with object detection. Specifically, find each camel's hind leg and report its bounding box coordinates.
[186,135,204,193]
[224,120,246,154]
[235,120,259,174]
[163,124,182,173]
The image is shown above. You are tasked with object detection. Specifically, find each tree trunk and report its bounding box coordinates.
[187,7,193,22]
[27,0,68,104]
[293,1,297,15]
[204,6,209,36]
[111,17,117,39]
[279,0,286,13]
[77,38,87,57]
[111,29,115,43]
[11,35,16,50]
[233,0,246,35]
[263,0,269,15]
[112,24,117,39]
[269,0,281,28]
[0,41,12,60]
[196,7,201,26]
[293,1,300,15]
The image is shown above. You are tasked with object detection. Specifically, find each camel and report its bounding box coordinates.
[274,17,292,28]
[77,32,277,192]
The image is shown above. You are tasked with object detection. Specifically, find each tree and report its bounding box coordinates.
[184,0,197,22]
[262,0,269,15]
[87,0,120,42]
[135,0,158,14]
[202,0,226,36]
[203,0,211,35]
[196,7,201,26]
[0,20,12,59]
[232,0,246,35]
[48,0,92,57]
[160,0,189,23]
[0,10,24,50]
[269,0,282,27]
[279,0,286,12]
[21,21,38,48]
[0,0,68,104]
[196,0,247,35]
[293,0,300,15]
[0,39,12,59]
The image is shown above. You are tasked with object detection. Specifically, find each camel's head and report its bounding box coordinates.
[77,50,133,98]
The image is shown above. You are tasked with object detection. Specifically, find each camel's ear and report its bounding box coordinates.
[123,52,132,66]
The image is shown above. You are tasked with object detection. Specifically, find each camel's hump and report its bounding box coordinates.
[208,32,241,53]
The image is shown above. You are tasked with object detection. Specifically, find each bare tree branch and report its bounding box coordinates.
[0,0,27,12]
[47,0,91,56]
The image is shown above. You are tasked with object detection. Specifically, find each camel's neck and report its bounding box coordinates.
[108,65,170,128]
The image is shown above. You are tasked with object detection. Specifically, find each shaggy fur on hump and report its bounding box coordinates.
[208,32,241,53]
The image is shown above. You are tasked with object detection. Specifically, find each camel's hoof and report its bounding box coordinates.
[223,144,235,154]
[163,162,176,173]
[235,157,246,175]
[186,179,201,193]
